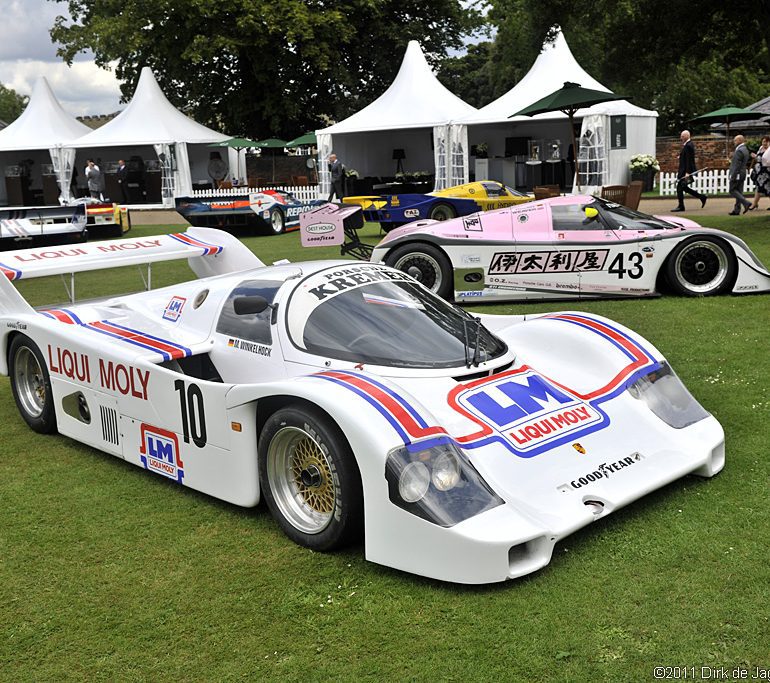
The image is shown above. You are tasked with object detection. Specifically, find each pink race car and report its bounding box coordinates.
[302,196,770,302]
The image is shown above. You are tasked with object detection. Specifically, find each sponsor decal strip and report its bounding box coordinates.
[542,314,659,400]
[85,321,192,361]
[0,261,22,280]
[40,308,84,325]
[40,310,190,362]
[315,370,449,448]
[169,232,223,255]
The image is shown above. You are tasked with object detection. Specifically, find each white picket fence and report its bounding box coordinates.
[190,184,322,202]
[659,170,755,196]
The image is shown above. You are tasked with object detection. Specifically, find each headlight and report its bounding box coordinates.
[385,441,503,527]
[399,462,431,503]
[627,362,709,428]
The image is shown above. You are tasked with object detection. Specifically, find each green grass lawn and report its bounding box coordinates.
[1,216,769,681]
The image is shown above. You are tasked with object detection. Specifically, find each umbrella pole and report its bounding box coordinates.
[569,111,580,192]
[725,120,730,157]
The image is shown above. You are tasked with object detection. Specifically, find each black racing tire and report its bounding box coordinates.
[428,202,457,221]
[258,405,363,551]
[665,236,737,296]
[9,335,57,434]
[385,242,453,299]
[268,207,286,235]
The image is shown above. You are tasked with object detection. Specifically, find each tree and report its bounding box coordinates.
[441,0,770,134]
[0,84,28,124]
[49,0,483,138]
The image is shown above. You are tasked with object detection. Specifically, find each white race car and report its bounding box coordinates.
[0,228,724,583]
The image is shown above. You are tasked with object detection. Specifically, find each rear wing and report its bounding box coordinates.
[0,226,263,314]
[299,203,370,260]
[0,204,86,241]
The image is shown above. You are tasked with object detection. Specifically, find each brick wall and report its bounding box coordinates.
[656,136,733,173]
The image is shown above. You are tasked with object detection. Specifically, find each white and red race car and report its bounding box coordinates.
[0,201,130,248]
[0,228,724,583]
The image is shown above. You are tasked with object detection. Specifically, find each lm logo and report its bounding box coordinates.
[140,424,184,483]
[455,370,608,457]
[162,296,186,322]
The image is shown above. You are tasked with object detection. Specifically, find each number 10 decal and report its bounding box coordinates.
[174,380,207,447]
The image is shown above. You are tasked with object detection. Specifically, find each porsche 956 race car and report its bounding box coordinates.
[305,195,770,302]
[0,228,724,583]
[344,180,532,232]
[175,189,326,235]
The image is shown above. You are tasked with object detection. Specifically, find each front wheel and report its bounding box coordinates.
[259,405,363,551]
[665,236,736,296]
[9,335,57,434]
[268,207,285,235]
[385,242,453,299]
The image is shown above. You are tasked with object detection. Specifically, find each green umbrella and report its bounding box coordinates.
[254,138,288,149]
[512,82,628,190]
[254,138,288,181]
[209,136,261,150]
[285,132,317,148]
[690,106,768,153]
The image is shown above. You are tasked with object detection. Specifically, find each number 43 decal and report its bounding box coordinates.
[608,251,644,279]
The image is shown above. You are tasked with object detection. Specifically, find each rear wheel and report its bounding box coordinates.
[9,335,57,434]
[665,236,736,296]
[259,405,362,551]
[385,242,453,299]
[429,202,456,221]
[268,208,286,235]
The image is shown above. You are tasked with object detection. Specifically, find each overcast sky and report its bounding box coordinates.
[0,0,123,117]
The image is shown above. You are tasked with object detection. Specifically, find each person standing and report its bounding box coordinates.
[85,159,103,200]
[728,135,752,215]
[116,159,129,203]
[328,153,345,202]
[671,130,707,212]
[748,136,770,210]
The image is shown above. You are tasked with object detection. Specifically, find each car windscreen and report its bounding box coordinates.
[595,199,678,230]
[287,271,507,369]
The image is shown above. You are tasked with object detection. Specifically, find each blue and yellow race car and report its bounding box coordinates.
[343,181,532,231]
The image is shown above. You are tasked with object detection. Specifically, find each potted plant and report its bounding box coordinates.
[629,154,660,191]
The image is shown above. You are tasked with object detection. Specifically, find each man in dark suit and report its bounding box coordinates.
[116,159,128,203]
[728,135,752,215]
[328,153,345,202]
[672,130,707,212]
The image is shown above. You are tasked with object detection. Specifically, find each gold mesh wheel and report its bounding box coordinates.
[267,426,337,534]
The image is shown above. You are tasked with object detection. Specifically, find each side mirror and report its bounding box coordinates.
[233,295,270,315]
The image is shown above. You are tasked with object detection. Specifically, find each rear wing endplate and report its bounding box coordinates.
[299,203,370,260]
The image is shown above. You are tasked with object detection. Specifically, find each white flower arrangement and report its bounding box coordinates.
[344,168,359,178]
[629,154,660,173]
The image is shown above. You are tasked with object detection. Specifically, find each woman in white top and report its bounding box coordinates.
[748,135,770,210]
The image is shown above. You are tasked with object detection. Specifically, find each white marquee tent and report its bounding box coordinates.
[69,67,231,205]
[316,41,477,194]
[455,29,657,191]
[0,77,92,205]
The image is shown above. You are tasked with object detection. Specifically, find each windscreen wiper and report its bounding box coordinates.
[462,316,483,368]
